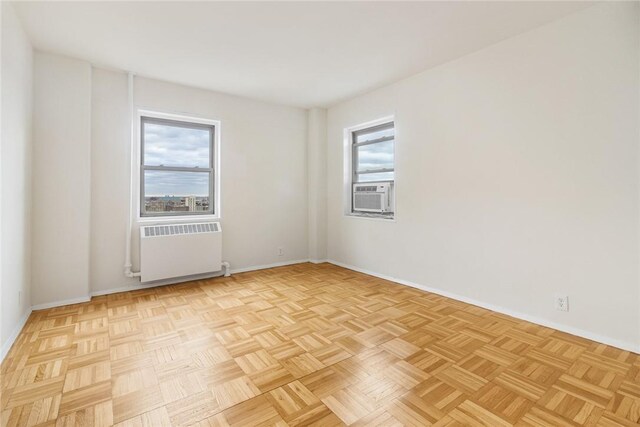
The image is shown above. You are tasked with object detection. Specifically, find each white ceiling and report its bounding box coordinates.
[13,1,593,108]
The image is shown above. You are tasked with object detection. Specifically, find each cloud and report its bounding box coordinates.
[144,123,211,168]
[142,122,213,196]
[144,170,210,196]
[356,141,394,171]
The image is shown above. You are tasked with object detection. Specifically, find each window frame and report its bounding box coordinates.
[344,116,396,220]
[352,121,395,185]
[136,110,221,222]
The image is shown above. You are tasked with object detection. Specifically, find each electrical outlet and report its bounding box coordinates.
[555,295,569,312]
[278,247,284,257]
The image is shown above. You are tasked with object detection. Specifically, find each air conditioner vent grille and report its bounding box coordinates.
[143,222,220,237]
[355,186,378,192]
[354,193,383,210]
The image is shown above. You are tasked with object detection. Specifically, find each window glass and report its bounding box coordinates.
[355,140,394,173]
[143,170,211,214]
[356,171,394,182]
[143,122,210,168]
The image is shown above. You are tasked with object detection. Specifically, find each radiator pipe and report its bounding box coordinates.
[222,261,231,277]
[125,72,141,279]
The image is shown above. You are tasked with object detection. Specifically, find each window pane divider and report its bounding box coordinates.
[140,211,215,217]
[356,168,394,175]
[354,179,395,184]
[353,135,394,147]
[143,165,213,173]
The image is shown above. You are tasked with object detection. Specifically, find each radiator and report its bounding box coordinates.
[140,222,222,282]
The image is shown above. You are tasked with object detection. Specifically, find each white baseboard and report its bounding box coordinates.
[230,259,311,273]
[326,259,640,354]
[1,308,32,362]
[90,259,311,298]
[309,259,329,264]
[91,282,174,297]
[31,296,91,311]
[91,271,225,297]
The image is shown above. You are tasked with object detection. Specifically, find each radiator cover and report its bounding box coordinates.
[140,222,222,282]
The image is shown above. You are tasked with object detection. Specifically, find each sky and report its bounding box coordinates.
[356,140,394,171]
[144,122,211,196]
[355,126,395,182]
[144,170,209,197]
[142,120,395,195]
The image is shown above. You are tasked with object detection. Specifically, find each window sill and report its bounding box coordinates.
[137,215,220,224]
[345,213,395,222]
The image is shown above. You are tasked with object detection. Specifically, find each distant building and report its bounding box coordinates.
[144,195,207,213]
[146,197,165,212]
[185,195,197,211]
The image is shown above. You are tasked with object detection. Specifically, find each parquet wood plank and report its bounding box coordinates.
[1,263,638,426]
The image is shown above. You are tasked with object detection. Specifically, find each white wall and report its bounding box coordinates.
[90,68,138,293]
[307,108,327,261]
[90,70,308,294]
[326,3,640,351]
[32,52,92,307]
[1,2,33,356]
[32,56,308,303]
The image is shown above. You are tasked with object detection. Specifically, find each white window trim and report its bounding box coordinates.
[343,115,397,221]
[135,109,221,224]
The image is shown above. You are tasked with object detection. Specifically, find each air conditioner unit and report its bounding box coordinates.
[353,182,392,213]
[140,222,222,282]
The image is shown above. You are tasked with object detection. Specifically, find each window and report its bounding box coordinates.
[140,115,217,217]
[353,122,395,183]
[348,119,395,218]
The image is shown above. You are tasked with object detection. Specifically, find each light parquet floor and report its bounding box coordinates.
[1,263,639,426]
